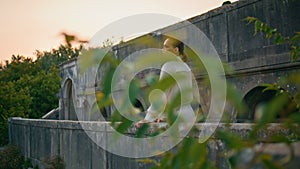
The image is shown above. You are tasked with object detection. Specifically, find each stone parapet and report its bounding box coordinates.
[9,118,300,169]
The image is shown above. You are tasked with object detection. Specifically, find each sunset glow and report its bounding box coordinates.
[0,0,235,62]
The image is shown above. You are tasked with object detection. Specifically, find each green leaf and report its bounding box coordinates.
[115,118,133,134]
[243,16,258,24]
[262,159,284,169]
[135,123,149,138]
[288,113,300,124]
[217,129,248,150]
[261,83,279,92]
[129,78,141,105]
[274,33,284,45]
[102,66,116,97]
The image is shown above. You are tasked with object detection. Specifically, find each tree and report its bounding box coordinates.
[0,42,81,145]
[0,81,32,145]
[35,44,81,71]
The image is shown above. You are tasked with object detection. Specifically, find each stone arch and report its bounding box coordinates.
[237,85,298,122]
[62,79,78,120]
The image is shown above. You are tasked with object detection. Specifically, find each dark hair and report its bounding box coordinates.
[166,37,187,62]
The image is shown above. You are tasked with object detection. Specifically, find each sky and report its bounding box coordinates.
[0,0,236,62]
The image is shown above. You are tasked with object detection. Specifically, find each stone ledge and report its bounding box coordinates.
[9,118,299,142]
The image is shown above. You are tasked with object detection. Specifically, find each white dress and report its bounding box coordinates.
[144,57,195,123]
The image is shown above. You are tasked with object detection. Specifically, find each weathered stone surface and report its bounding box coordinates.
[57,0,300,123]
[9,0,300,168]
[9,118,300,169]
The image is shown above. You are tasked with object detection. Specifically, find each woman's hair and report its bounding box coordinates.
[167,37,187,62]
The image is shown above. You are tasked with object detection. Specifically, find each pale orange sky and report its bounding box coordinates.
[0,0,235,62]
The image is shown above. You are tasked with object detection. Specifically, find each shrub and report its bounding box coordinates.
[0,144,24,169]
[43,156,65,169]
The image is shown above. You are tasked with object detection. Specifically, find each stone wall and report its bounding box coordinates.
[114,0,299,64]
[9,0,300,168]
[112,0,300,95]
[114,0,300,122]
[9,118,300,169]
[58,0,300,121]
[8,118,153,169]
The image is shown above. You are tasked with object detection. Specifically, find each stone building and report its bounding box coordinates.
[9,0,300,168]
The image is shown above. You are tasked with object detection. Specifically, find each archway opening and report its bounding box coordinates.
[65,80,78,120]
[238,85,298,122]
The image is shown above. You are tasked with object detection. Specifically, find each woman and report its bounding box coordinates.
[136,37,195,128]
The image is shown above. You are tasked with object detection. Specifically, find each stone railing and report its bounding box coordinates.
[8,117,300,169]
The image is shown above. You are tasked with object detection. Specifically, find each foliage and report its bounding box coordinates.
[0,40,80,145]
[0,144,24,169]
[0,145,39,169]
[42,156,65,169]
[244,16,300,61]
[23,158,34,169]
[77,17,300,169]
[146,17,300,169]
[1,16,299,168]
[35,44,81,71]
[151,138,216,169]
[144,17,300,169]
